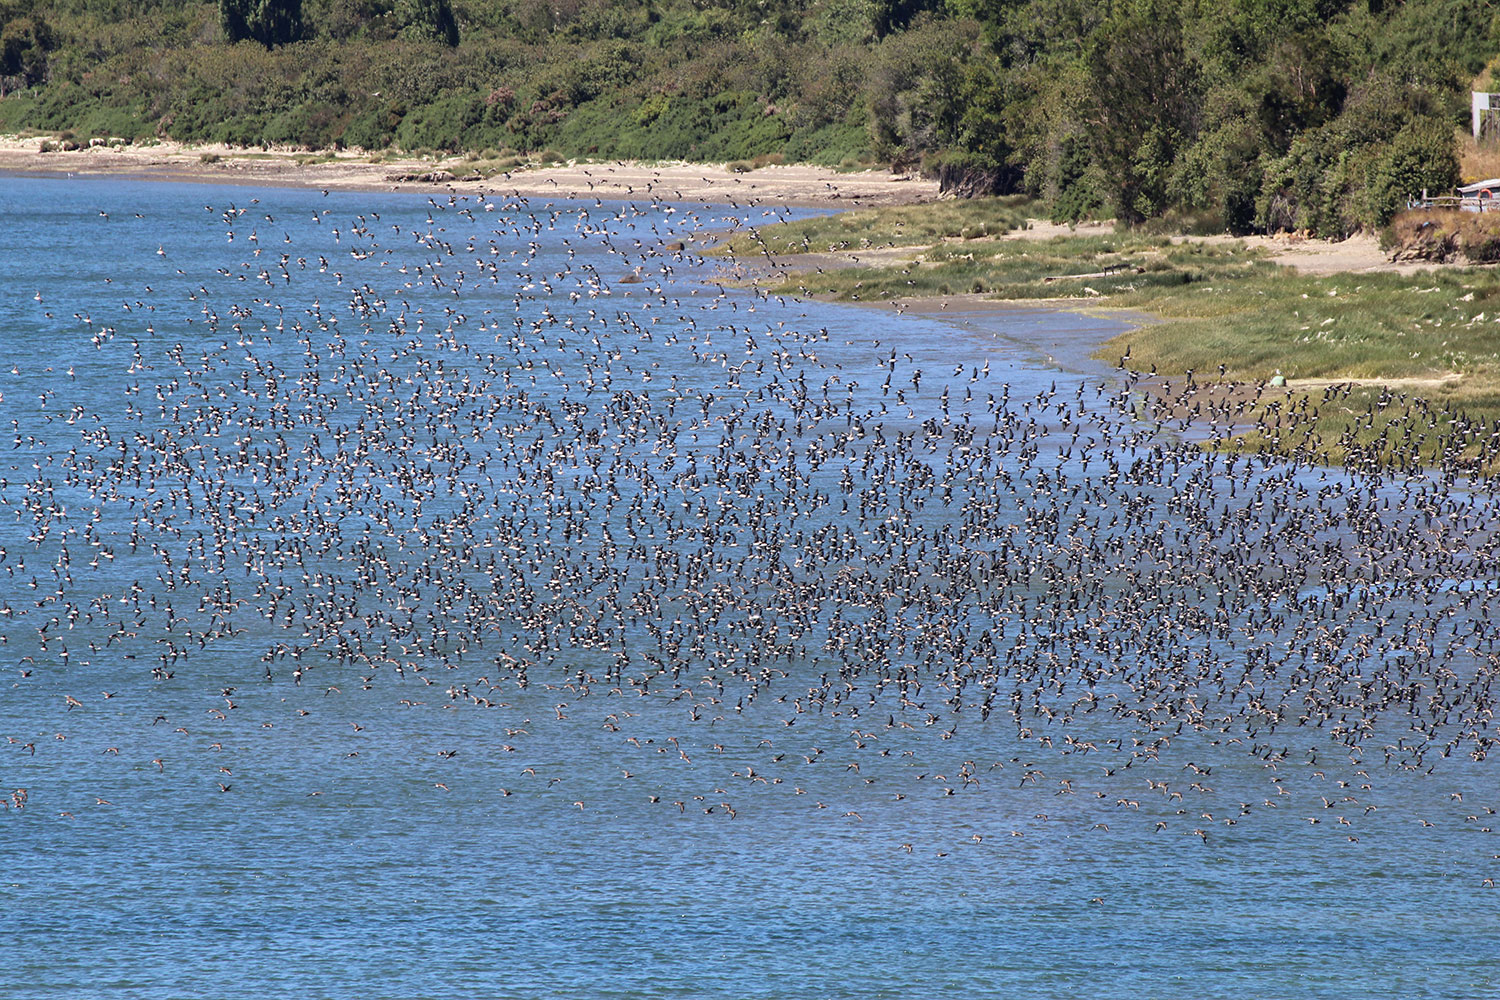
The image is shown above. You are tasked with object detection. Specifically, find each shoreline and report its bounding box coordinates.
[9,134,1477,456]
[0,135,940,208]
[878,293,1152,376]
[1,133,1438,275]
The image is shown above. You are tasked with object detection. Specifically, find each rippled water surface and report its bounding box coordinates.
[0,176,1496,999]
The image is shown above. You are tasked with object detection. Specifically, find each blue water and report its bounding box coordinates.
[0,175,1496,998]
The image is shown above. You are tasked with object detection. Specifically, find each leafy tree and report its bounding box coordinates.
[1197,0,1343,79]
[1245,35,1347,152]
[952,0,1093,66]
[221,0,304,47]
[1175,86,1266,233]
[0,0,54,88]
[1083,0,1199,223]
[396,0,458,45]
[867,19,971,161]
[871,0,942,39]
[1050,134,1103,222]
[1367,118,1459,225]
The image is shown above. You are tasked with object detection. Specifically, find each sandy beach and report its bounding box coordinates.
[1011,219,1419,275]
[0,134,940,207]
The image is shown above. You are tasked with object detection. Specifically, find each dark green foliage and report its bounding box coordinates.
[341,101,400,149]
[1365,0,1499,87]
[865,17,1015,175]
[393,88,483,151]
[1050,135,1101,224]
[221,0,303,47]
[558,89,791,161]
[0,0,55,87]
[1366,118,1460,225]
[1083,0,1199,224]
[395,0,454,46]
[871,0,940,38]
[1252,69,1456,235]
[0,0,1490,235]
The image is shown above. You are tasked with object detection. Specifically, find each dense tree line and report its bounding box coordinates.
[0,0,1493,233]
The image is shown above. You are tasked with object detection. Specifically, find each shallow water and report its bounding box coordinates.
[0,176,1496,999]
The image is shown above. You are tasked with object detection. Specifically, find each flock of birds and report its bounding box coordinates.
[1,185,1497,866]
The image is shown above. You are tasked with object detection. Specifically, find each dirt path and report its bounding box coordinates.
[1011,219,1437,275]
[1197,232,1437,275]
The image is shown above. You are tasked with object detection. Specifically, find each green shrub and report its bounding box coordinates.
[1366,118,1460,227]
[343,103,400,151]
[394,0,457,46]
[220,0,303,47]
[1050,135,1104,224]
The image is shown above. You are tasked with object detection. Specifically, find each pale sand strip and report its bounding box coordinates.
[0,135,939,207]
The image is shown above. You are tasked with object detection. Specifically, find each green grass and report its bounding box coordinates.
[1104,271,1500,384]
[738,201,1500,470]
[1202,383,1500,473]
[750,229,1273,303]
[1100,269,1500,470]
[714,195,1036,256]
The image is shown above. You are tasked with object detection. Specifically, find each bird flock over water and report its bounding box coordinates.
[2,186,1497,866]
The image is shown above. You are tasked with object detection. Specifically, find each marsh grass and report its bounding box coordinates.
[746,201,1500,469]
[716,195,1036,256]
[1459,132,1500,185]
[1099,270,1500,470]
[1207,383,1500,472]
[765,232,1272,304]
[1104,271,1500,382]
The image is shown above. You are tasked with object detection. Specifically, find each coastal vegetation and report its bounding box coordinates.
[1,0,1497,234]
[720,197,1500,469]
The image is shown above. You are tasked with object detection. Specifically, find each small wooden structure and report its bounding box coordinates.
[1475,92,1500,139]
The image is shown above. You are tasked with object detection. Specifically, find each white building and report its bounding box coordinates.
[1474,92,1500,139]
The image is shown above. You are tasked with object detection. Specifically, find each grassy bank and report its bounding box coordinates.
[719,199,1500,472]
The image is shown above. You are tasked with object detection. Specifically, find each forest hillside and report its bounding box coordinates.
[0,0,1496,234]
